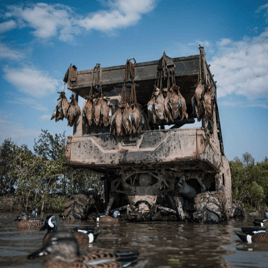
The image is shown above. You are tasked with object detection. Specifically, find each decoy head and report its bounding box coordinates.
[28,231,79,261]
[14,213,28,221]
[113,211,120,218]
[264,211,268,219]
[31,208,38,217]
[40,215,58,232]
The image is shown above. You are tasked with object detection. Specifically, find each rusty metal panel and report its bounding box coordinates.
[66,128,221,172]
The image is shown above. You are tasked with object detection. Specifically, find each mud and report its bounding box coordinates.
[1,212,268,267]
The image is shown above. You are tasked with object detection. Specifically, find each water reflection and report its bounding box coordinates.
[0,213,268,267]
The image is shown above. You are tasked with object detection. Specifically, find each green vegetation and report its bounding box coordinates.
[230,152,268,210]
[0,130,102,212]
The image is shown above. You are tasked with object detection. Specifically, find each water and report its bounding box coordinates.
[0,212,268,267]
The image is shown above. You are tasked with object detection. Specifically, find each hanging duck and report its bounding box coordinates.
[203,84,214,133]
[82,95,93,127]
[175,85,188,120]
[67,94,81,127]
[147,94,157,124]
[131,103,143,134]
[162,87,173,122]
[100,96,111,127]
[122,103,133,135]
[191,80,205,121]
[110,104,124,136]
[51,91,69,122]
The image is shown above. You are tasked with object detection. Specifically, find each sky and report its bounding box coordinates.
[0,0,267,163]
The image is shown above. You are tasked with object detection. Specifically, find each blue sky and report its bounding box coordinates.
[0,0,267,163]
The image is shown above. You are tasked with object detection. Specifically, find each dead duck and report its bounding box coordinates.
[51,92,69,122]
[14,212,43,229]
[235,230,268,243]
[191,80,205,121]
[203,84,214,119]
[253,211,268,227]
[122,103,133,134]
[28,230,139,268]
[110,105,124,136]
[67,94,81,127]
[82,95,94,127]
[152,86,166,121]
[162,87,173,122]
[93,97,102,126]
[100,96,111,127]
[40,215,99,246]
[169,85,188,120]
[131,103,144,134]
[147,95,157,124]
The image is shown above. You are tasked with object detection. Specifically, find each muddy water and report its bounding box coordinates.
[1,212,268,268]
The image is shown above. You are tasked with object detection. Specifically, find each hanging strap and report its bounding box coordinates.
[129,82,137,104]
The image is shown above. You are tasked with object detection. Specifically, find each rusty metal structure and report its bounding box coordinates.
[64,46,232,222]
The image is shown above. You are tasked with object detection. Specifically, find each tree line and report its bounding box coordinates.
[0,130,102,212]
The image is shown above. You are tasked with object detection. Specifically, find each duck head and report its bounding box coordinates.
[28,230,79,261]
[40,215,58,232]
[57,91,66,101]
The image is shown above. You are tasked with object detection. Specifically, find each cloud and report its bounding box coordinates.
[6,98,49,112]
[0,42,25,60]
[209,27,268,103]
[0,111,41,145]
[2,1,158,41]
[40,114,51,120]
[3,67,60,97]
[0,20,17,33]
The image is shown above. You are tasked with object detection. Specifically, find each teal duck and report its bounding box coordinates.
[28,230,139,268]
[14,212,43,229]
[235,230,268,243]
[253,211,268,227]
[41,215,99,246]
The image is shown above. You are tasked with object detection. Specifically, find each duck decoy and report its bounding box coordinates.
[96,215,120,223]
[67,94,81,127]
[240,226,267,235]
[235,230,268,243]
[14,212,43,229]
[253,211,268,227]
[28,230,139,268]
[40,215,99,246]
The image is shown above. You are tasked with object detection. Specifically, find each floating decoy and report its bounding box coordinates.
[253,211,268,227]
[235,230,268,243]
[28,230,139,268]
[240,226,267,235]
[40,215,99,246]
[191,80,205,121]
[96,215,120,223]
[110,105,124,136]
[14,212,43,229]
[67,94,81,127]
[83,95,93,127]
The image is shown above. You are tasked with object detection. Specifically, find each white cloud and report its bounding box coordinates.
[210,27,268,102]
[0,20,17,33]
[0,42,25,60]
[2,1,158,41]
[4,67,60,97]
[7,98,49,112]
[40,114,51,120]
[0,111,41,145]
